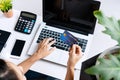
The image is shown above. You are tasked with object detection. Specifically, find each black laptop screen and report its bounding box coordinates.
[80,53,100,80]
[43,0,100,34]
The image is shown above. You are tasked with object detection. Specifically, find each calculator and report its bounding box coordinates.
[14,11,37,34]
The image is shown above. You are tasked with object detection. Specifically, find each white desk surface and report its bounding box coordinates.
[0,2,119,79]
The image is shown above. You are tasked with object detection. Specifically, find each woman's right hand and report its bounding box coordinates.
[67,44,82,68]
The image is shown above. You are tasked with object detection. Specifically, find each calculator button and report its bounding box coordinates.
[29,28,32,29]
[24,28,28,33]
[26,27,29,28]
[32,20,35,22]
[30,25,32,28]
[28,30,31,33]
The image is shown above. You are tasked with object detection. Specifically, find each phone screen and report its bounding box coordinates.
[11,40,25,57]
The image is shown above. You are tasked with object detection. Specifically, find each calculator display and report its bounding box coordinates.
[21,13,36,19]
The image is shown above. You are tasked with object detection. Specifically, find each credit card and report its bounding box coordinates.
[60,30,78,46]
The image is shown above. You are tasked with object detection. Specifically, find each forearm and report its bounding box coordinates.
[65,66,74,80]
[18,53,40,74]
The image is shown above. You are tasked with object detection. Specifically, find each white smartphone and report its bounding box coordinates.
[10,39,25,59]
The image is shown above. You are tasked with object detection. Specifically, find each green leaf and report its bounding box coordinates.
[85,54,120,80]
[94,10,120,46]
[85,10,120,80]
[0,0,12,12]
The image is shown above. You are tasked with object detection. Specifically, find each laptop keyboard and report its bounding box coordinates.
[36,29,88,52]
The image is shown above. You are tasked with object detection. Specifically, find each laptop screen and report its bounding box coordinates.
[43,0,100,35]
[80,53,100,80]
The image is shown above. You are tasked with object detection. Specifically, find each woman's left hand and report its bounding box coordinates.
[33,38,56,60]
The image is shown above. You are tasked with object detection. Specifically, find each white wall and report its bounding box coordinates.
[98,0,120,19]
[12,0,42,16]
[12,0,120,19]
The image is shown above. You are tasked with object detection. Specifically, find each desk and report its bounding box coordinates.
[0,9,117,80]
[0,10,80,80]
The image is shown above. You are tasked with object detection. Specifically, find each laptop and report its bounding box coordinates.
[27,0,100,70]
[80,53,100,80]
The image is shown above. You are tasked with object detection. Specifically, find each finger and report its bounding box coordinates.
[76,45,81,54]
[40,38,47,45]
[45,38,53,44]
[70,44,76,54]
[48,40,56,46]
[69,47,72,52]
[49,47,56,53]
[39,39,43,44]
[38,40,43,48]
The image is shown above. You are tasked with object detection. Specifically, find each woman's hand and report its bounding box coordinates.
[65,44,82,80]
[33,38,56,60]
[67,44,82,68]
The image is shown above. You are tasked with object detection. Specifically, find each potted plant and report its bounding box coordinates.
[85,10,120,80]
[0,0,13,18]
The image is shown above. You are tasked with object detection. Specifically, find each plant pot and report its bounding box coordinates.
[3,9,13,18]
[98,45,120,58]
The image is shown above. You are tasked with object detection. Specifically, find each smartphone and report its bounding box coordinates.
[10,39,25,59]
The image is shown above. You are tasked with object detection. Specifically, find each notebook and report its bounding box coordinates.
[27,0,100,69]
